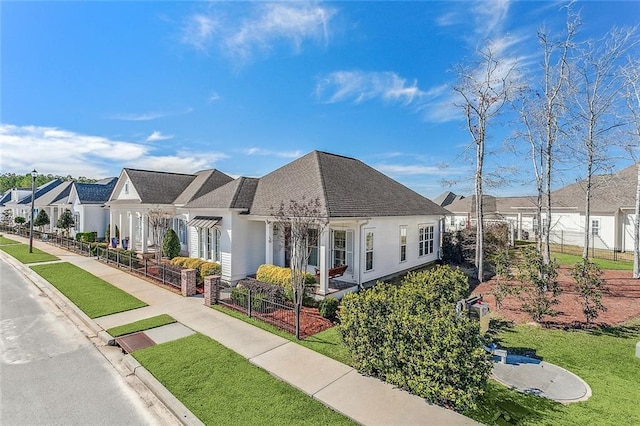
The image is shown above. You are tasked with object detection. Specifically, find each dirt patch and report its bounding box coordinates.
[472,267,640,327]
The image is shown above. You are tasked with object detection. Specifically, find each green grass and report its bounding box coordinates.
[30,262,146,318]
[0,236,20,245]
[551,252,633,271]
[465,320,640,425]
[0,243,59,263]
[212,305,352,365]
[133,333,354,425]
[106,314,176,337]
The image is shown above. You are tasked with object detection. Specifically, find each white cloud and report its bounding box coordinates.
[181,2,336,64]
[105,111,168,121]
[0,124,226,178]
[244,147,302,158]
[472,0,510,38]
[208,92,221,103]
[376,163,467,177]
[146,131,174,142]
[315,71,433,107]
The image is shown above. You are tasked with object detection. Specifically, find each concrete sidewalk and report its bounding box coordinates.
[3,236,477,425]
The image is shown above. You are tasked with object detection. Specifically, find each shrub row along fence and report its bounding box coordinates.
[209,277,301,338]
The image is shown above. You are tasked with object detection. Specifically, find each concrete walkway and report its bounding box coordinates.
[2,236,477,426]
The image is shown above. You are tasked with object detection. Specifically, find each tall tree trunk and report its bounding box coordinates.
[582,140,594,260]
[475,137,484,282]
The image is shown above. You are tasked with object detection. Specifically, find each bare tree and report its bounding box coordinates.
[453,45,517,282]
[147,207,172,261]
[622,58,640,279]
[570,27,638,259]
[272,197,328,338]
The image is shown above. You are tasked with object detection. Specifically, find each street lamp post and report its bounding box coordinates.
[29,169,37,253]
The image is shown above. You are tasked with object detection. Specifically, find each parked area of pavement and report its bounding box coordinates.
[2,234,592,425]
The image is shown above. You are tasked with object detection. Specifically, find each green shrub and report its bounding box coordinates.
[75,232,97,242]
[162,229,181,259]
[339,265,490,412]
[169,256,221,283]
[318,297,339,321]
[256,264,315,293]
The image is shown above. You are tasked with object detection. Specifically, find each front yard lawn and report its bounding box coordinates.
[552,252,633,271]
[465,319,640,425]
[106,314,176,337]
[31,262,147,318]
[133,333,354,425]
[0,243,59,263]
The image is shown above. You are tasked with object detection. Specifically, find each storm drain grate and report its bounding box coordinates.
[115,332,156,354]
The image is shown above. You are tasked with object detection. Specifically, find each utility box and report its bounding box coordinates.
[469,302,490,334]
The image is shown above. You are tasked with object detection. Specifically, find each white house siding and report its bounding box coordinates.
[72,204,108,238]
[358,216,441,284]
[230,216,265,282]
[622,212,636,252]
[188,226,199,258]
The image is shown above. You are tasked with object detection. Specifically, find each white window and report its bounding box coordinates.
[332,230,353,272]
[174,218,187,245]
[399,226,407,262]
[419,224,434,256]
[73,213,80,229]
[591,219,600,236]
[365,230,374,271]
[199,227,220,262]
[450,216,455,226]
[307,228,318,267]
[124,182,129,194]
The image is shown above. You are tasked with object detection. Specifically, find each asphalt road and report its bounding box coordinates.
[0,258,162,425]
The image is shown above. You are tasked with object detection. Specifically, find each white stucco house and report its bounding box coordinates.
[62,178,117,238]
[183,151,450,297]
[106,168,233,252]
[2,179,66,226]
[445,163,639,252]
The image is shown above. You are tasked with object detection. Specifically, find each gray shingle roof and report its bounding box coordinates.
[186,177,259,209]
[73,177,117,204]
[551,164,637,213]
[124,169,197,205]
[249,151,449,218]
[173,170,233,205]
[433,191,464,207]
[18,179,64,205]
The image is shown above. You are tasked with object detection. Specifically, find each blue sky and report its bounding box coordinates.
[2,1,639,199]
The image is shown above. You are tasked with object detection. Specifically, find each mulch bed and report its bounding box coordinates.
[472,267,640,327]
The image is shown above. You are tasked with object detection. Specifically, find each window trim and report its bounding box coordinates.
[418,224,435,257]
[365,229,374,272]
[399,226,407,263]
[591,219,600,236]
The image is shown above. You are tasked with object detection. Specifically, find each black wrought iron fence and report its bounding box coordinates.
[95,247,182,289]
[216,281,298,336]
[46,233,94,256]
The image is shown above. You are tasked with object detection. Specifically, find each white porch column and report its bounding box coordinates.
[118,211,124,247]
[141,212,148,252]
[265,221,274,264]
[517,213,523,240]
[318,227,330,296]
[128,212,135,250]
[109,209,116,242]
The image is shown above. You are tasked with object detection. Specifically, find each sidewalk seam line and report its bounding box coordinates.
[311,368,355,398]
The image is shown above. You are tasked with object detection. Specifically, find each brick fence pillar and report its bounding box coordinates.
[181,268,197,297]
[203,275,221,306]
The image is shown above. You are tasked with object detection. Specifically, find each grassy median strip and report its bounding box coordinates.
[0,243,59,263]
[107,314,176,337]
[30,262,146,318]
[212,305,352,365]
[133,333,354,425]
[0,236,20,245]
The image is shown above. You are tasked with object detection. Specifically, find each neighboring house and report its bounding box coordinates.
[444,164,639,252]
[64,177,117,238]
[445,195,540,242]
[184,151,450,297]
[433,191,464,207]
[2,179,65,224]
[106,168,233,252]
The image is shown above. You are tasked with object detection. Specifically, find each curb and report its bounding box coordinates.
[0,248,202,426]
[123,355,204,426]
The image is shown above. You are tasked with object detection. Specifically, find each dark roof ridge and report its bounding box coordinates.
[315,151,331,216]
[123,167,196,177]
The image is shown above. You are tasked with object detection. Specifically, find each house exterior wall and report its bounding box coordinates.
[622,212,636,252]
[74,204,109,238]
[230,215,265,281]
[113,177,140,200]
[358,216,441,284]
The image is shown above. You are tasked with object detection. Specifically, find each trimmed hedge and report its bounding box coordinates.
[75,231,97,242]
[339,265,491,412]
[318,297,339,321]
[170,256,221,283]
[256,264,316,292]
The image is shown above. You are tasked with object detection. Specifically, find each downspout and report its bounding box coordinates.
[358,218,371,290]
